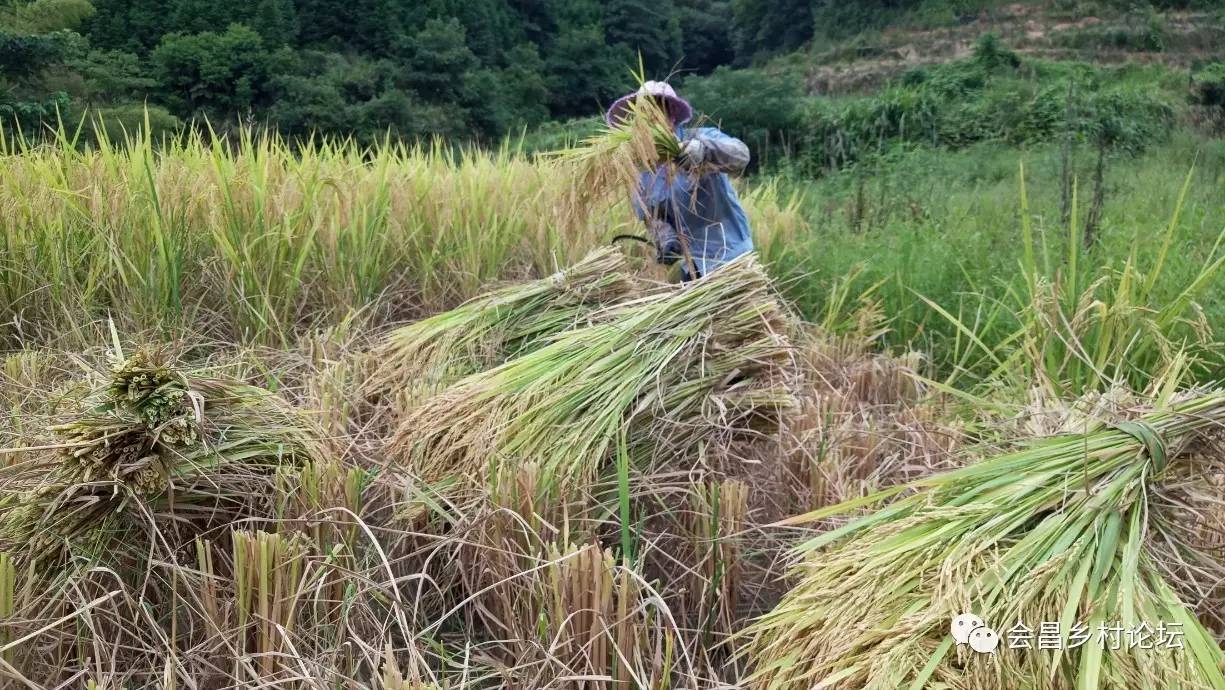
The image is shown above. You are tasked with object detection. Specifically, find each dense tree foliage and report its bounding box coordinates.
[1,0,1218,145]
[0,0,780,143]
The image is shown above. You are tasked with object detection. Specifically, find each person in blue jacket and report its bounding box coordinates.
[605,81,754,280]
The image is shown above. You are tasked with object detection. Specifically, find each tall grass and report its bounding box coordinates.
[917,166,1224,397]
[6,119,1216,394]
[769,134,1225,389]
[0,125,804,348]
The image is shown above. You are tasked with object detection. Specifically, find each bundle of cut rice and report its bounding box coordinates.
[547,93,681,234]
[387,254,796,494]
[0,347,323,571]
[745,391,1225,690]
[366,246,635,406]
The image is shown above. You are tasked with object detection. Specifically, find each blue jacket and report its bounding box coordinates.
[635,126,754,278]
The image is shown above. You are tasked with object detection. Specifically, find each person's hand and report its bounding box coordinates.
[648,218,682,265]
[677,137,707,169]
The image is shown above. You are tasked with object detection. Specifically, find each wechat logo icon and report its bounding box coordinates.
[952,612,999,654]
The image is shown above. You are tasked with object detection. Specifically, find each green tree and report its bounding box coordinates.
[266,49,464,143]
[509,0,556,45]
[447,0,522,64]
[401,18,478,104]
[266,50,358,137]
[731,0,812,63]
[85,0,176,51]
[17,0,748,142]
[0,30,83,132]
[603,0,681,73]
[252,0,296,46]
[469,42,551,136]
[546,24,633,117]
[294,0,408,54]
[151,23,270,116]
[168,0,251,35]
[675,0,733,74]
[71,48,155,103]
[0,30,81,78]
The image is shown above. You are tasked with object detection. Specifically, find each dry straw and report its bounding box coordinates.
[688,479,749,643]
[457,471,679,689]
[746,391,1225,690]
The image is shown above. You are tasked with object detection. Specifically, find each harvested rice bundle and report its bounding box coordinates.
[629,317,798,466]
[388,254,795,493]
[0,348,322,569]
[367,246,635,401]
[746,391,1225,690]
[547,93,681,232]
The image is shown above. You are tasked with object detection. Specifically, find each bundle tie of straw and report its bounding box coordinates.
[1111,419,1167,472]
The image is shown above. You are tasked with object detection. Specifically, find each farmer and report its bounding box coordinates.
[606,81,754,280]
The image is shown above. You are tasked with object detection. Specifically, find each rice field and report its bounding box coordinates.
[0,127,1222,689]
[0,127,803,348]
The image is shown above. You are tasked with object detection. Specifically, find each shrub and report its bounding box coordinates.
[1191,62,1225,107]
[682,66,806,168]
[86,103,183,145]
[152,23,271,116]
[971,32,1019,70]
[789,46,1174,172]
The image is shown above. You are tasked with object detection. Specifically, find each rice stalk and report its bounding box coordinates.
[194,538,222,632]
[0,551,13,665]
[231,529,310,680]
[367,246,636,407]
[486,461,567,557]
[0,347,323,575]
[380,644,437,690]
[388,254,795,496]
[0,122,801,348]
[542,542,666,688]
[546,94,682,235]
[745,390,1225,690]
[277,457,369,555]
[688,479,748,645]
[460,461,567,643]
